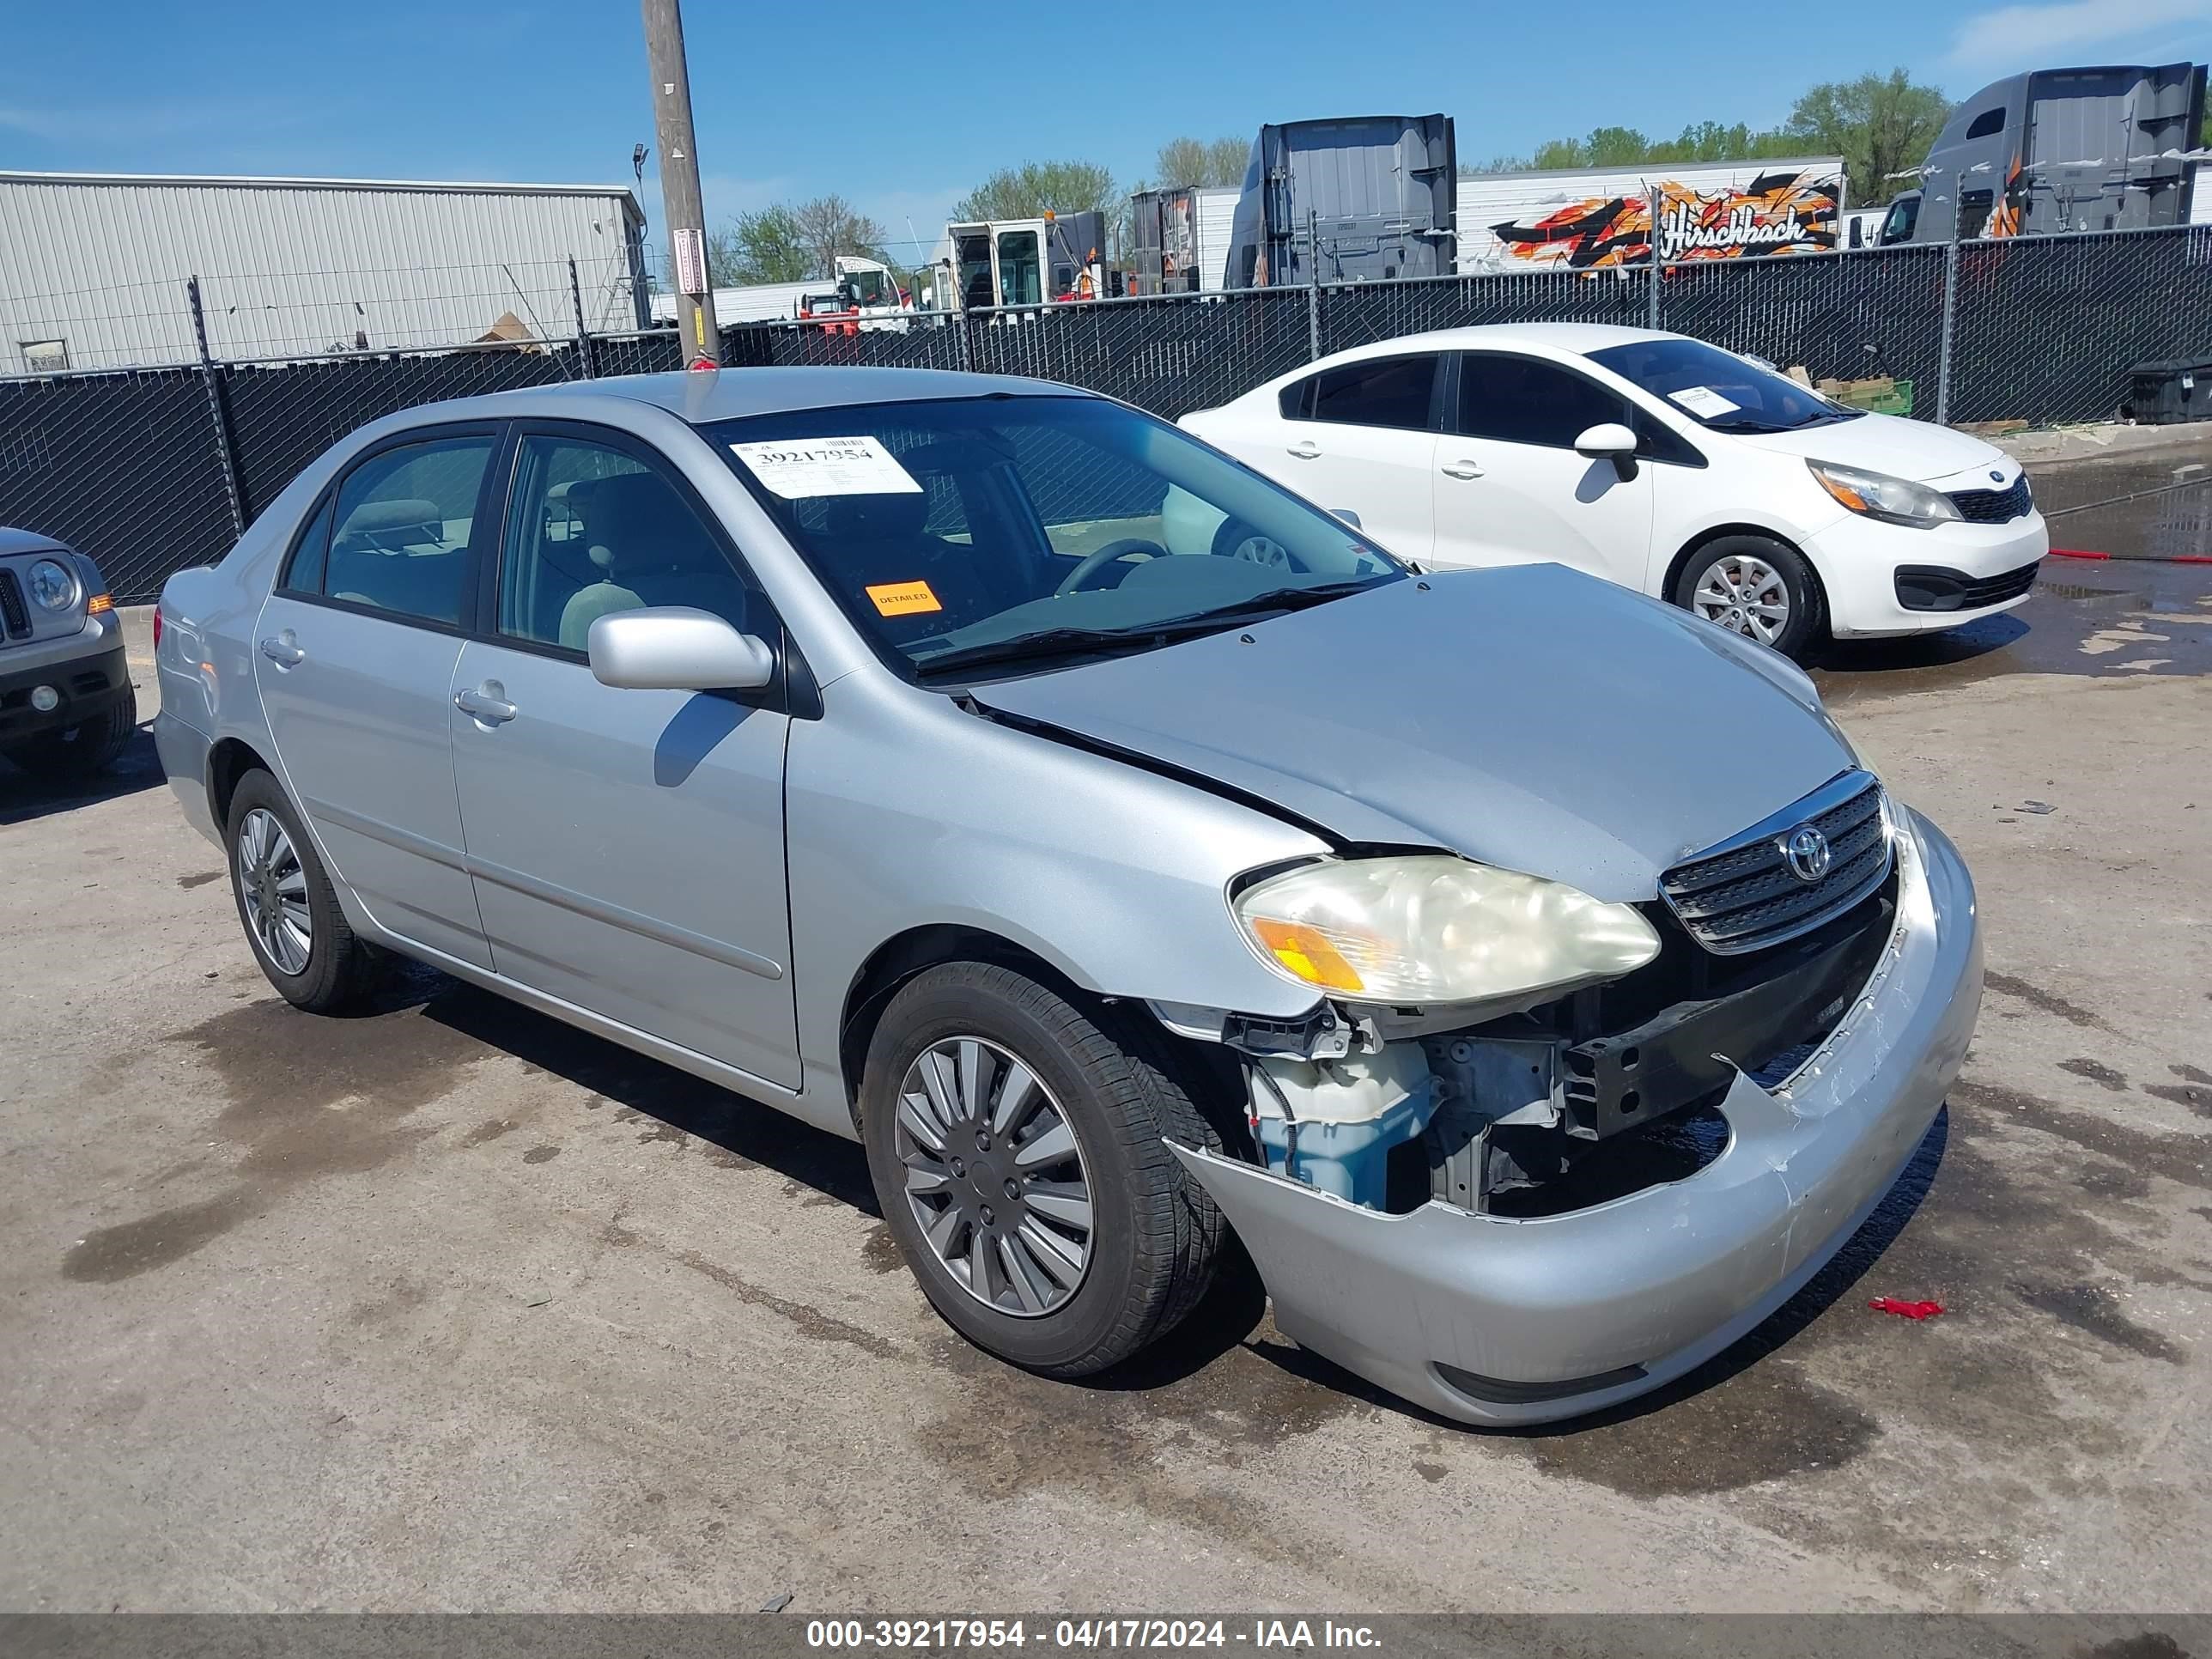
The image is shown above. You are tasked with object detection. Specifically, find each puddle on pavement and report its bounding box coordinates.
[1814,550,2212,705]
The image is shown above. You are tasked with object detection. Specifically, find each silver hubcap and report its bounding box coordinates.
[236,807,312,975]
[1692,554,1791,645]
[896,1036,1093,1318]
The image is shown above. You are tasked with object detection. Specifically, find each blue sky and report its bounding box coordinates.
[3,0,2207,269]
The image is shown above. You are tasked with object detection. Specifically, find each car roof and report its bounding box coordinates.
[1310,321,1674,368]
[414,365,1081,428]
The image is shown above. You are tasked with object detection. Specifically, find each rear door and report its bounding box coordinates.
[447,422,799,1089]
[253,426,498,968]
[1237,354,1441,562]
[1431,353,1656,590]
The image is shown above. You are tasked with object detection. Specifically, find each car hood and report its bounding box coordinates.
[1732,410,2009,483]
[974,565,1856,903]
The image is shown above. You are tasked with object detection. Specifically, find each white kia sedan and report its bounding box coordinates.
[1179,324,2048,659]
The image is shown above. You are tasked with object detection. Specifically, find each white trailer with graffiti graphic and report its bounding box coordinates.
[1455,157,1847,272]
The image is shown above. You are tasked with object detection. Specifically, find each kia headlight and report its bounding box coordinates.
[27,558,78,612]
[1233,856,1660,1005]
[1808,459,1960,528]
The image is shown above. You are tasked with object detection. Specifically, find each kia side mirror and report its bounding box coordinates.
[1574,422,1640,482]
[588,607,775,693]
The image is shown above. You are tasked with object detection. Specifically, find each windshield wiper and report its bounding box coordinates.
[912,623,1224,679]
[910,581,1385,680]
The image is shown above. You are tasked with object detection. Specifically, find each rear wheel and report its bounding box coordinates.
[860,963,1223,1376]
[226,769,383,1012]
[1672,535,1823,660]
[5,685,137,778]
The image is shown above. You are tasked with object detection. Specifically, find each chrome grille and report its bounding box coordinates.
[1661,771,1892,955]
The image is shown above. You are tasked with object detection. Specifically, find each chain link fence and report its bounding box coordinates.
[3,224,2208,601]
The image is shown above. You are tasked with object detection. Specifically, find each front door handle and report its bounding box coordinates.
[1285,440,1322,459]
[453,684,518,726]
[258,633,304,668]
[1439,459,1485,480]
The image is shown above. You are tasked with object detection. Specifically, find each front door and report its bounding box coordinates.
[447,426,799,1089]
[1431,352,1655,589]
[253,428,498,968]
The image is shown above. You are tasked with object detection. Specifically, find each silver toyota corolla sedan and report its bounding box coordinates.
[154,368,1982,1425]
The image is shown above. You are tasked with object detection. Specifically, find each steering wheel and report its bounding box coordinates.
[1211,518,1301,571]
[1054,537,1169,596]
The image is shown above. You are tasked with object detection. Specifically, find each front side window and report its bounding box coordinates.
[711,395,1405,683]
[1584,337,1863,436]
[1455,356,1627,448]
[499,435,758,653]
[323,436,492,625]
[1304,355,1437,432]
[1881,197,1919,244]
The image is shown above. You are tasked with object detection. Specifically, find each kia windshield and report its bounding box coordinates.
[1588,337,1863,434]
[710,395,1406,683]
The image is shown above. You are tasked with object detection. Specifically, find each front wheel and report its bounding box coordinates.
[4,685,137,779]
[860,963,1224,1377]
[1672,536,1823,660]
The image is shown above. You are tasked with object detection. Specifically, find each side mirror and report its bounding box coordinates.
[588,606,775,692]
[1329,507,1363,528]
[1574,422,1640,481]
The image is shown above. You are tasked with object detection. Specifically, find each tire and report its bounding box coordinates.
[1671,535,1825,661]
[6,685,137,779]
[225,769,383,1012]
[860,962,1224,1377]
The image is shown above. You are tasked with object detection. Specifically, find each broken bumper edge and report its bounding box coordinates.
[1170,807,1982,1429]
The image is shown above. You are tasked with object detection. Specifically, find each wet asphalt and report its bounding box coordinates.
[3,441,2209,1615]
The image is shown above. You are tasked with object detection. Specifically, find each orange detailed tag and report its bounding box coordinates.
[866,580,943,617]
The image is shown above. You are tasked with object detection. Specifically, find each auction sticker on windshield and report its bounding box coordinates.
[865,580,942,617]
[731,435,922,498]
[1667,386,1741,420]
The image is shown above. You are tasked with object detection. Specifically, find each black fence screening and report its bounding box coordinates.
[3,222,2206,602]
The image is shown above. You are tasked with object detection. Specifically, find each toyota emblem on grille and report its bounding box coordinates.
[1783,825,1832,883]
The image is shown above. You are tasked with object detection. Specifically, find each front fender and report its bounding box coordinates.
[784,675,1333,1101]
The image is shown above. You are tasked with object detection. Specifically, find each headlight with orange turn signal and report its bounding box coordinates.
[1232,855,1660,1006]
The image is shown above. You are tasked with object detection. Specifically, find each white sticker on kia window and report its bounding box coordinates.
[729,435,921,498]
[1667,386,1741,419]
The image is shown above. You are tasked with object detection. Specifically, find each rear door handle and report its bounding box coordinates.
[258,634,304,668]
[453,684,518,726]
[1285,440,1322,459]
[1439,459,1485,480]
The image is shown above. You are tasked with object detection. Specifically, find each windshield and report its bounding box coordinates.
[711,395,1406,682]
[846,268,892,307]
[1586,337,1862,434]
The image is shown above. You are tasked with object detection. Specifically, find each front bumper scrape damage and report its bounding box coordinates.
[1168,808,1982,1427]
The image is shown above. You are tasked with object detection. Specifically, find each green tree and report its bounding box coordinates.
[954,160,1120,221]
[1152,135,1250,189]
[793,194,890,277]
[710,204,810,285]
[1785,70,1951,200]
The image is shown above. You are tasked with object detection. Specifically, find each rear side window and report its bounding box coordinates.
[324,437,494,626]
[1455,355,1628,449]
[280,495,336,595]
[1303,356,1437,432]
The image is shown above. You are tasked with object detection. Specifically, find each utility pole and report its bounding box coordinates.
[641,0,720,365]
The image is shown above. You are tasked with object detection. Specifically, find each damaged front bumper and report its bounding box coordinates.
[1170,806,1981,1427]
